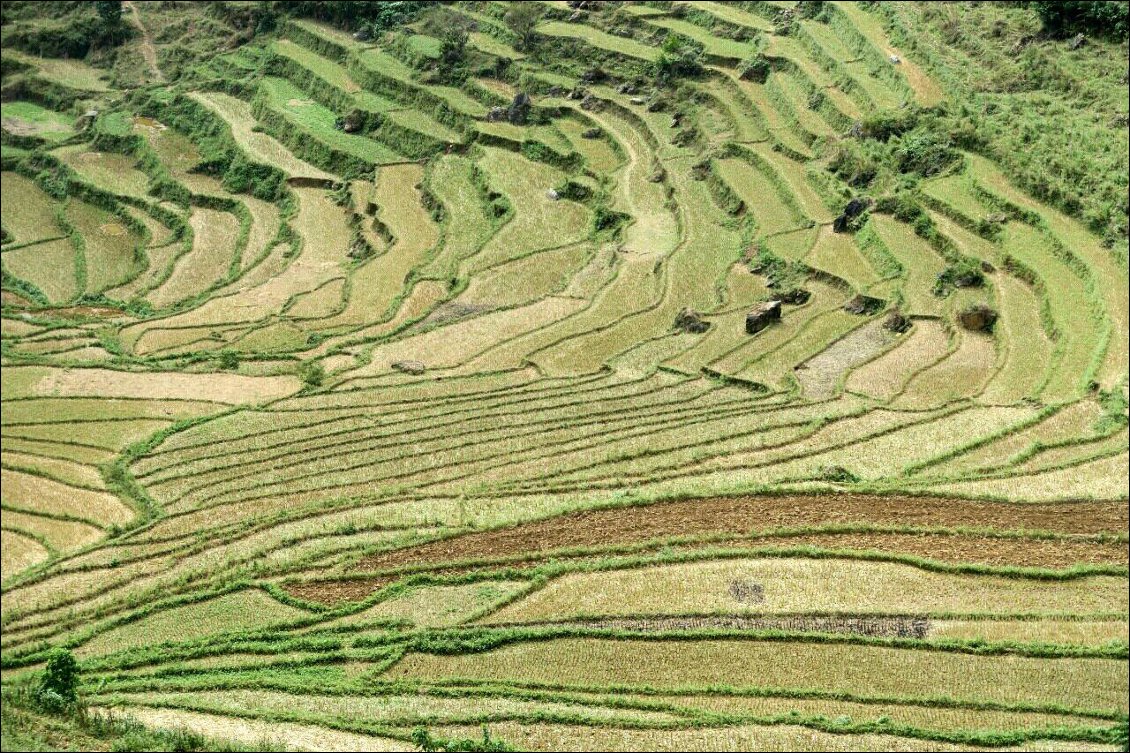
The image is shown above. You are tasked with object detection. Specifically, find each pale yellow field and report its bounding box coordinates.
[484,558,1128,623]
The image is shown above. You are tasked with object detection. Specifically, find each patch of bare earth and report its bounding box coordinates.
[795,319,895,400]
[403,301,494,335]
[96,706,412,752]
[282,576,396,605]
[32,367,300,403]
[1,117,70,137]
[284,496,1129,604]
[355,494,1128,571]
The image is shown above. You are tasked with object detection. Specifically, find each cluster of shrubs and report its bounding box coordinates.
[1028,1,1129,39]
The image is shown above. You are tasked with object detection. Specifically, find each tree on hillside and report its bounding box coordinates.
[1030,1,1129,39]
[504,3,542,52]
[653,33,703,85]
[95,0,123,27]
[418,6,472,81]
[437,9,470,67]
[36,649,79,711]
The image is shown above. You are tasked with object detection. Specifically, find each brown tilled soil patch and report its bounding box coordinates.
[504,615,929,639]
[355,494,1129,572]
[2,116,70,137]
[0,291,32,306]
[283,576,395,605]
[41,306,126,319]
[718,532,1130,569]
[403,302,493,334]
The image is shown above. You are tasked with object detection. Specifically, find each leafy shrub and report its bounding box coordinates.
[934,260,986,296]
[278,1,428,33]
[738,55,771,83]
[858,110,919,142]
[221,156,285,201]
[653,35,704,85]
[817,465,860,483]
[412,726,512,752]
[218,350,240,370]
[797,1,831,22]
[301,361,325,388]
[1029,1,1129,39]
[749,244,808,290]
[2,12,130,58]
[554,180,592,202]
[592,205,631,237]
[875,191,923,223]
[828,142,878,187]
[893,129,958,177]
[37,649,78,709]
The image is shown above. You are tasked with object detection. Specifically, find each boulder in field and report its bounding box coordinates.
[339,109,365,133]
[580,67,606,84]
[746,300,782,334]
[507,92,531,125]
[843,294,885,315]
[780,287,811,305]
[883,309,910,333]
[581,127,601,139]
[832,196,872,233]
[958,304,998,332]
[391,360,426,375]
[674,308,710,333]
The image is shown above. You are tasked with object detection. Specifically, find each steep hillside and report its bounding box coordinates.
[2,1,1127,751]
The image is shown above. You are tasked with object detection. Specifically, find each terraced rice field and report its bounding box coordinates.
[1,1,1126,751]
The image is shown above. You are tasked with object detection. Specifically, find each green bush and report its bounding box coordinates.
[218,350,240,370]
[37,649,78,709]
[828,142,878,187]
[301,361,325,388]
[738,55,772,84]
[1029,1,1129,39]
[893,129,958,177]
[653,35,704,85]
[412,726,513,752]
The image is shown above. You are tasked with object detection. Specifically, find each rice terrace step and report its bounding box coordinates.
[1,1,1127,751]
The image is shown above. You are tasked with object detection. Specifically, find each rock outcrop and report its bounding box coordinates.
[958,304,998,332]
[746,301,782,334]
[674,308,710,334]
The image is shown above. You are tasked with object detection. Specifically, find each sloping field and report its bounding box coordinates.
[0,1,1126,751]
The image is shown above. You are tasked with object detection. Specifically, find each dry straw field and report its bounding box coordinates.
[1,0,1127,750]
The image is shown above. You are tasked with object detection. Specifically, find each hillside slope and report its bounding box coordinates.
[2,1,1127,751]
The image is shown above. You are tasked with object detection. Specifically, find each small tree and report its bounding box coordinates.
[37,648,79,710]
[504,3,542,51]
[301,361,325,388]
[422,7,470,67]
[96,0,123,27]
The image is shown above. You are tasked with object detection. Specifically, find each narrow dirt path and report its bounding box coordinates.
[125,0,165,84]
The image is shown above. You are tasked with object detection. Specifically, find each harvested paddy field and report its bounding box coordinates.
[1,1,1126,750]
